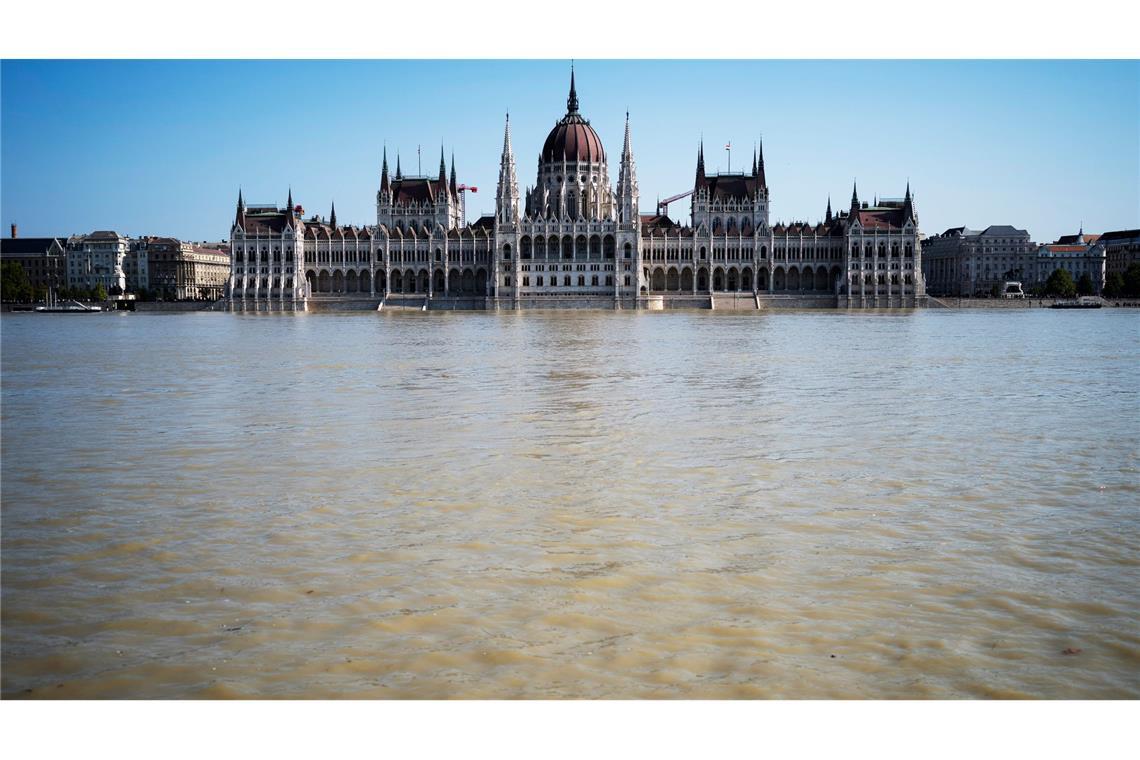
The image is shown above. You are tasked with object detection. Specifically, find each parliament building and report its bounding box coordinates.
[228,72,925,310]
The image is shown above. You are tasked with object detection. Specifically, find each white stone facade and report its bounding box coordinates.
[227,73,924,310]
[66,231,128,293]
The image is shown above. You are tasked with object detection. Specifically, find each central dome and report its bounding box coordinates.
[540,70,606,164]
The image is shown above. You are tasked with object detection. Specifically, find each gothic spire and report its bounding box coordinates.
[567,63,579,114]
[235,188,245,226]
[497,112,519,224]
[696,140,705,184]
[450,151,457,196]
[287,186,293,211]
[903,181,916,222]
[381,145,390,192]
[850,180,859,211]
[618,111,638,222]
[752,146,757,176]
[396,153,402,180]
[501,112,514,159]
[622,111,632,159]
[756,138,766,187]
[826,196,833,224]
[438,144,447,184]
[330,201,336,228]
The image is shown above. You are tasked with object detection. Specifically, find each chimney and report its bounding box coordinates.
[10,223,16,238]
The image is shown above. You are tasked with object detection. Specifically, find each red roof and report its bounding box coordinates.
[542,116,605,164]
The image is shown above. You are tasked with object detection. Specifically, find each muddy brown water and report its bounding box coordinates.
[2,309,1138,698]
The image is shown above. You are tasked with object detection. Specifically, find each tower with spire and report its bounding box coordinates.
[376,142,462,231]
[495,113,520,225]
[691,134,768,231]
[617,112,639,225]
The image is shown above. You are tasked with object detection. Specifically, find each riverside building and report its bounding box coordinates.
[1,225,67,292]
[228,72,925,310]
[1036,229,1106,292]
[921,225,1037,297]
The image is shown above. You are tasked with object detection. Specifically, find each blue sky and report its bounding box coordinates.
[1,60,1137,244]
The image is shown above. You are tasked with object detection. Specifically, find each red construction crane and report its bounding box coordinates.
[456,184,478,224]
[657,189,693,217]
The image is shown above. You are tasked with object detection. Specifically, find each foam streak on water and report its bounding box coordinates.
[2,310,1138,698]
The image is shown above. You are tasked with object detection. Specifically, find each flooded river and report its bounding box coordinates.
[2,309,1138,698]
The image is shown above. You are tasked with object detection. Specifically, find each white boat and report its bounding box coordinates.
[35,294,102,313]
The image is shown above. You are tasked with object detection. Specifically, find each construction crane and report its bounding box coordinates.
[656,189,693,217]
[456,184,478,225]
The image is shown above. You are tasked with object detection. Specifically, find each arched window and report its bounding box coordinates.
[503,244,511,260]
[623,242,632,259]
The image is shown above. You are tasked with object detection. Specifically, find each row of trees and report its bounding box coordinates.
[1,262,209,303]
[1037,264,1140,299]
[2,264,111,303]
[1103,263,1140,298]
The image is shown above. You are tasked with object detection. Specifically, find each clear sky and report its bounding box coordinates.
[2,59,1137,244]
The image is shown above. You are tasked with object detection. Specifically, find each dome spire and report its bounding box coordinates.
[567,62,579,114]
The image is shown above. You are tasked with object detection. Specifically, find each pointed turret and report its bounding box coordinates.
[696,141,706,185]
[825,196,833,224]
[330,201,337,228]
[850,180,859,213]
[380,146,390,194]
[752,147,758,176]
[395,153,402,180]
[622,111,633,160]
[235,188,245,227]
[902,181,916,223]
[438,144,447,185]
[756,138,767,188]
[449,152,457,196]
[567,63,579,114]
[287,187,293,211]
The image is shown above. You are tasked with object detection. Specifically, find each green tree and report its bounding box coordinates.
[1,262,33,302]
[1044,268,1077,298]
[1124,263,1140,298]
[1076,272,1095,296]
[92,283,108,301]
[1104,272,1125,298]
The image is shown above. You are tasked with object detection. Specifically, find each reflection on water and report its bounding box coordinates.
[2,309,1138,698]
